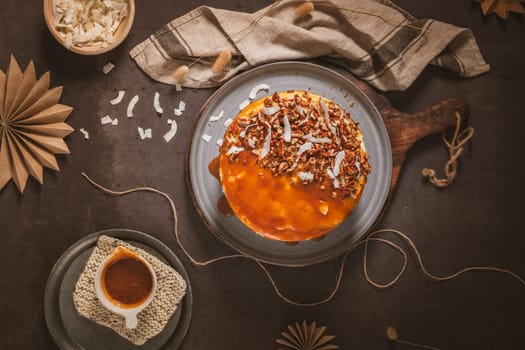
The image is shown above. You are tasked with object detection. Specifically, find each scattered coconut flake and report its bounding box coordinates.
[100,115,113,125]
[209,110,224,122]
[163,120,178,143]
[240,123,257,138]
[216,138,223,146]
[355,160,361,179]
[304,133,332,144]
[110,90,125,105]
[298,112,311,126]
[111,118,119,126]
[224,118,233,127]
[79,128,89,140]
[127,95,139,118]
[283,115,291,142]
[138,127,146,140]
[144,128,152,139]
[153,92,163,114]
[174,108,183,117]
[202,134,212,143]
[320,98,337,134]
[247,138,255,148]
[297,142,313,156]
[262,105,280,116]
[290,142,313,170]
[178,100,186,112]
[259,125,272,159]
[333,151,345,176]
[175,84,182,91]
[298,171,314,182]
[102,62,115,74]
[239,99,250,110]
[167,119,173,124]
[327,168,340,188]
[296,105,305,116]
[226,146,245,156]
[249,83,270,100]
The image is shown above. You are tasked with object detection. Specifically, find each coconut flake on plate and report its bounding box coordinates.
[327,168,340,188]
[153,92,163,114]
[174,108,183,117]
[224,118,233,127]
[320,98,337,134]
[209,110,224,122]
[175,84,182,91]
[248,83,270,100]
[259,124,272,159]
[290,142,313,170]
[333,151,345,176]
[262,105,280,116]
[202,134,212,143]
[178,101,186,112]
[298,171,314,182]
[240,123,257,138]
[226,146,245,156]
[304,133,331,144]
[127,95,139,118]
[216,138,223,146]
[111,118,119,126]
[102,62,115,74]
[355,160,361,179]
[238,99,250,110]
[283,115,291,142]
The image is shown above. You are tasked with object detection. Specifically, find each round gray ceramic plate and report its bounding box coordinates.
[44,229,192,350]
[187,61,392,267]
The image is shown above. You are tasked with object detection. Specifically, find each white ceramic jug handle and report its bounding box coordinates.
[125,314,138,329]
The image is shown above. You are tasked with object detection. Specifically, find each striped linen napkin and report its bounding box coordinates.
[130,0,489,91]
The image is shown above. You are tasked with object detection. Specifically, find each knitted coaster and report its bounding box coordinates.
[73,235,187,345]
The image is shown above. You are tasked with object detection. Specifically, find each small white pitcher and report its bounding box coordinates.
[94,246,157,329]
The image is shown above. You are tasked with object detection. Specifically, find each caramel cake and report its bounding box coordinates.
[218,90,371,242]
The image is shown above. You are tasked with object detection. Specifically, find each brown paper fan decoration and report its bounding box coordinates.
[473,0,525,19]
[276,321,339,350]
[0,55,73,193]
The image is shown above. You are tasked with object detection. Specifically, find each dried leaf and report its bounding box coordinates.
[474,0,525,19]
[276,321,338,350]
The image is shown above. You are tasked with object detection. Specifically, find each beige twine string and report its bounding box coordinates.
[422,111,474,188]
[81,173,524,306]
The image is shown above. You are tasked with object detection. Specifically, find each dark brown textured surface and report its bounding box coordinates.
[0,1,524,349]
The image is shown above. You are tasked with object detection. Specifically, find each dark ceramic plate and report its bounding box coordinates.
[187,61,392,267]
[44,229,192,350]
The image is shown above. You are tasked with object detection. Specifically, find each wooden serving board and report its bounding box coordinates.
[342,73,467,197]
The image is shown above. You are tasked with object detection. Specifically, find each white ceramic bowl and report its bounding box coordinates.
[43,0,135,55]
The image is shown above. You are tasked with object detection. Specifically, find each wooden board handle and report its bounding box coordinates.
[380,98,469,193]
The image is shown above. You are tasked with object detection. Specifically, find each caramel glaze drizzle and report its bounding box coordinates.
[209,156,235,217]
[208,156,325,244]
